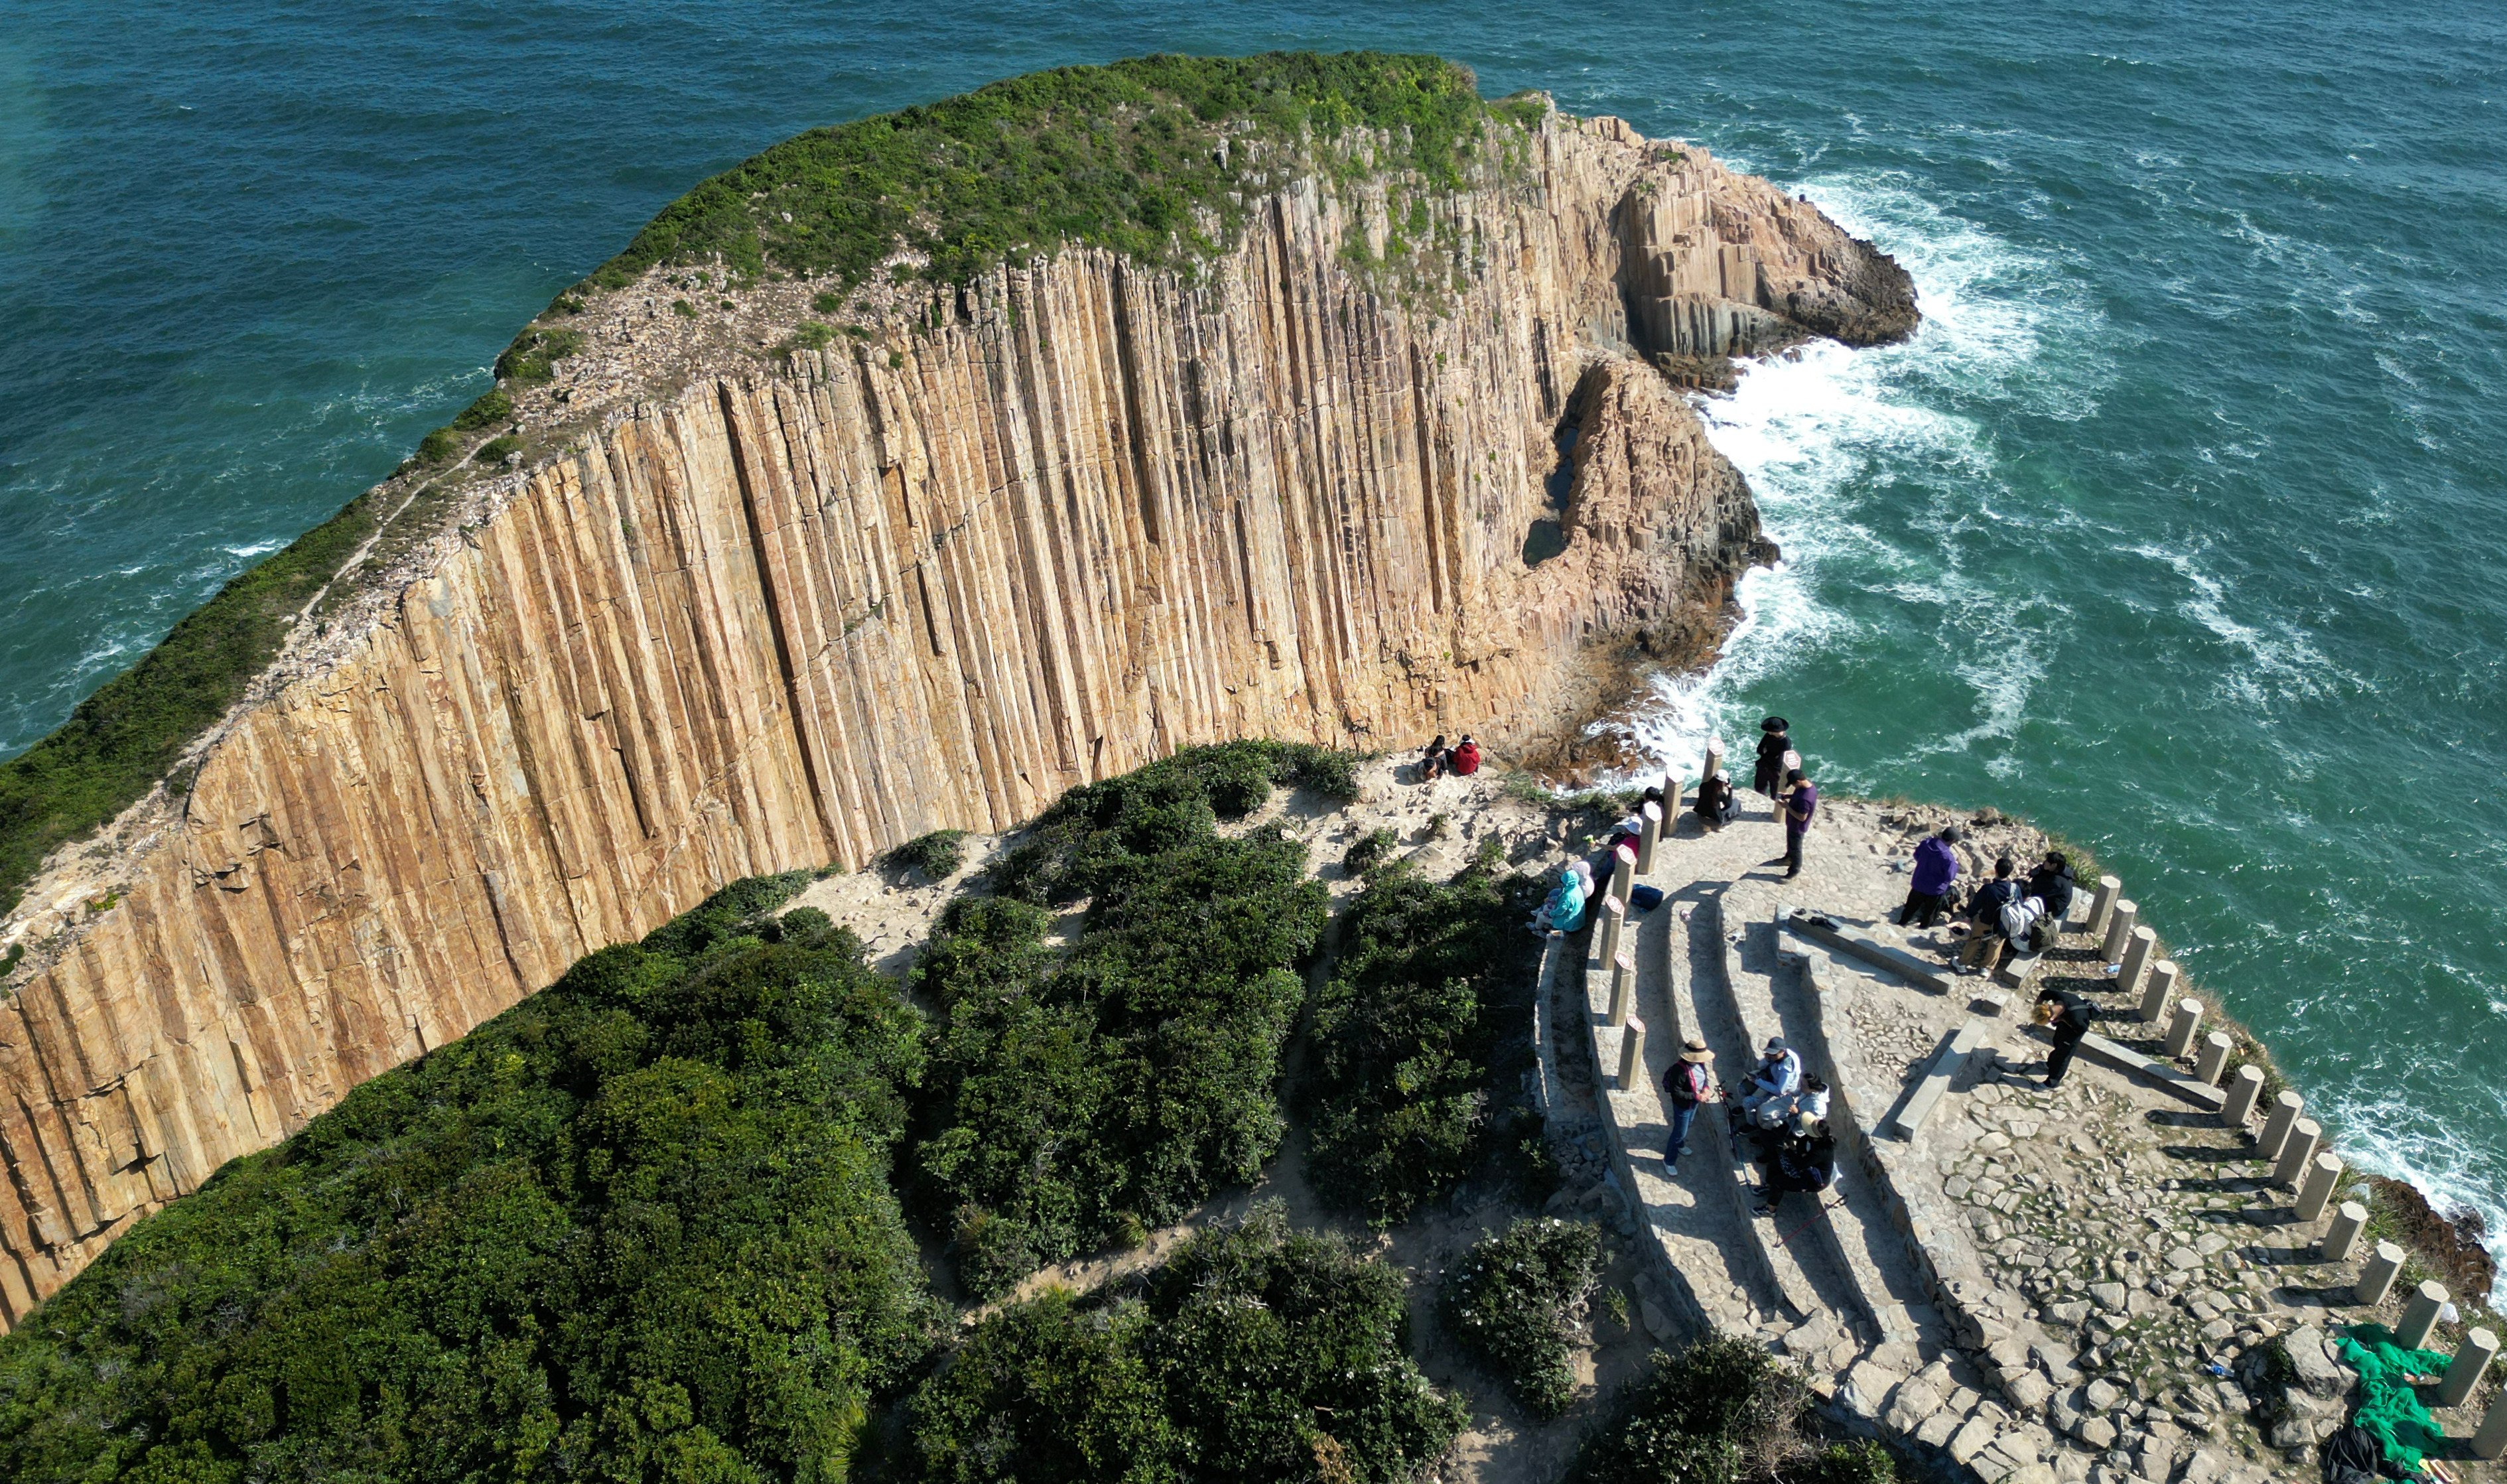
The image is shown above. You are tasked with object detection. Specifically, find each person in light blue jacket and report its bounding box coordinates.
[1530,866,1590,936]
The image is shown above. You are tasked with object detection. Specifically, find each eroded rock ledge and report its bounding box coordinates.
[0,103,1911,1321]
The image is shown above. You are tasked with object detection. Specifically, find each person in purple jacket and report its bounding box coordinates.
[1899,825,1963,928]
[1780,768,1816,880]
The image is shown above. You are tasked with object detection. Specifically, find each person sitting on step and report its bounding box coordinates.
[1753,1112,1838,1215]
[1450,734,1482,777]
[1956,856,2022,971]
[1731,1036,1802,1130]
[2023,850,2077,949]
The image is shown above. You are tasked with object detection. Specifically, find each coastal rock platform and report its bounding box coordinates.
[1549,784,2506,1482]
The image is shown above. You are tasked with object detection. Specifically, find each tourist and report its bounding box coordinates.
[1450,734,1482,777]
[1662,1038,1716,1174]
[1734,1036,1802,1128]
[1957,856,2022,970]
[1758,1072,1831,1132]
[1695,768,1737,830]
[1605,787,1665,856]
[2035,986,2094,1088]
[1753,716,1791,797]
[1418,734,1450,781]
[2024,850,2076,948]
[1899,825,1962,928]
[1753,1113,1838,1216]
[1530,865,1590,936]
[1780,768,1817,880]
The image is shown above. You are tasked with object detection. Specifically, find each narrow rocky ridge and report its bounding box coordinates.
[0,103,1912,1323]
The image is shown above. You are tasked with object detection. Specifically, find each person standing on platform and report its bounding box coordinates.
[2035,986,2094,1088]
[1662,1039,1716,1174]
[1779,768,1817,880]
[1900,825,1963,927]
[1753,716,1791,797]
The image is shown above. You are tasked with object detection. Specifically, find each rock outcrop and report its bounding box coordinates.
[0,107,1911,1323]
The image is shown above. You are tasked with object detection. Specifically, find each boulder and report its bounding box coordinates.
[2282,1323,2348,1399]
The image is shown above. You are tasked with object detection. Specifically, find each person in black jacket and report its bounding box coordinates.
[1753,716,1791,797]
[2036,986,2094,1088]
[1753,1114,1838,1215]
[2023,850,2077,947]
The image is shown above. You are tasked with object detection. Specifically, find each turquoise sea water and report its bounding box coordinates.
[5,3,2504,1282]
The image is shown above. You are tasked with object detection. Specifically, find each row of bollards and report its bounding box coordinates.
[2101,874,2505,1457]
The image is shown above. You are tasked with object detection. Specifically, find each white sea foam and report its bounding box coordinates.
[1626,169,2097,782]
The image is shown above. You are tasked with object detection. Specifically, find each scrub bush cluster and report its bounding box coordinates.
[901,1205,1465,1483]
[1574,1334,1897,1484]
[593,52,1539,293]
[883,828,969,881]
[913,746,1331,1297]
[1305,852,1546,1224]
[0,872,938,1484]
[1442,1217,1604,1418]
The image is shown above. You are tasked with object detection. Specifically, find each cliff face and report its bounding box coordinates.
[0,112,1911,1323]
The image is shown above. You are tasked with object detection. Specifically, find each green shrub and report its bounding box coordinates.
[811,290,845,314]
[416,427,456,463]
[1444,1218,1604,1418]
[1342,825,1398,874]
[0,489,381,912]
[473,435,520,465]
[884,828,967,880]
[492,326,584,385]
[988,740,1354,906]
[0,872,939,1483]
[590,52,1536,293]
[672,297,697,318]
[913,773,1326,1298]
[1305,857,1545,1224]
[779,320,839,358]
[903,1205,1463,1482]
[1574,1333,1865,1484]
[450,387,511,431]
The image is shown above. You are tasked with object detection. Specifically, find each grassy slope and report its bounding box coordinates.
[0,51,1536,917]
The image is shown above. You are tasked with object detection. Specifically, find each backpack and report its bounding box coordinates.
[2319,1426,2382,1484]
[1630,884,1665,911]
[1999,895,2043,945]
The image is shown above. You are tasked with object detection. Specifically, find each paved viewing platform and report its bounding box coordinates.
[1533,774,2506,1484]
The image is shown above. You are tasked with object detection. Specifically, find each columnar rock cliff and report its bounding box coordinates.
[0,108,1911,1321]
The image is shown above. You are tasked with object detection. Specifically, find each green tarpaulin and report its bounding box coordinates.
[2334,1324,2451,1471]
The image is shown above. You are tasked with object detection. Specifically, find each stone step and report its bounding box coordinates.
[1570,895,1775,1338]
[1694,896,1878,1337]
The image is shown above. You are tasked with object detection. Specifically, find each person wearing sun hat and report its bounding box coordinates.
[1753,716,1792,797]
[1662,1038,1716,1174]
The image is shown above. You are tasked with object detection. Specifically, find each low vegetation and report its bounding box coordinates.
[883,827,968,881]
[912,748,1331,1297]
[1574,1334,1897,1484]
[0,490,379,913]
[898,1205,1465,1482]
[592,52,1541,294]
[0,870,937,1482]
[1443,1217,1605,1418]
[1305,843,1547,1224]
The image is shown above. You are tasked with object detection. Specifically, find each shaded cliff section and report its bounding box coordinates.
[0,109,1913,1323]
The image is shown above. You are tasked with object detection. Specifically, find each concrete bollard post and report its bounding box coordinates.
[2295,1154,2344,1222]
[1609,951,1635,1028]
[2439,1327,2500,1409]
[2221,1065,2266,1130]
[1618,1017,1646,1090]
[2120,929,2159,1008]
[2476,1381,2507,1459]
[1610,844,1637,906]
[2357,1241,2408,1307]
[1637,803,1663,874]
[2396,1280,2449,1351]
[1702,745,1722,796]
[2102,898,2138,964]
[2135,953,2175,1022]
[1593,894,1625,971]
[2163,998,2205,1059]
[2323,1201,2370,1262]
[2195,1032,2234,1085]
[2257,1090,2305,1160]
[2088,875,2122,939]
[2271,1120,2323,1189]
